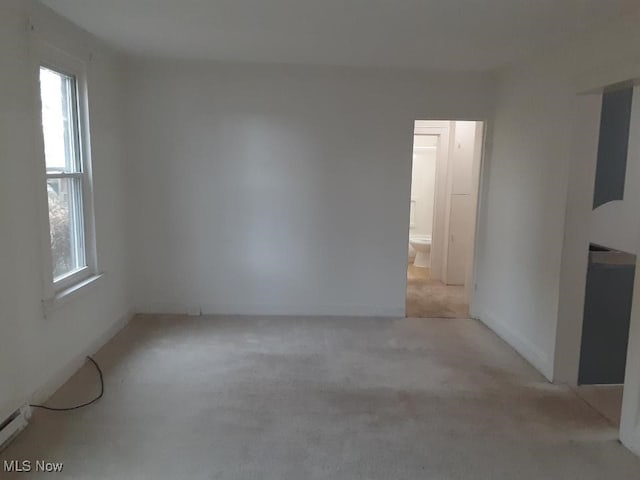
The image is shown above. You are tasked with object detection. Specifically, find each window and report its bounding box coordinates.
[38,60,95,293]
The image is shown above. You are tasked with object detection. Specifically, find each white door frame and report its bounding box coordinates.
[407,119,488,317]
[466,121,487,308]
[412,123,450,283]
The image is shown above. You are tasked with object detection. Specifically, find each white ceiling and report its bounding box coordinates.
[41,0,635,71]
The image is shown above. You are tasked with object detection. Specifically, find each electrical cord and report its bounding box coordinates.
[29,356,104,412]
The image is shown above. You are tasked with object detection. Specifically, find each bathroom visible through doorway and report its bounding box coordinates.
[406,120,484,318]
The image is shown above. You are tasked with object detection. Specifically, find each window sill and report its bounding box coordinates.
[42,273,104,316]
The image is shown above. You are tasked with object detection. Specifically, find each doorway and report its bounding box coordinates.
[406,120,484,318]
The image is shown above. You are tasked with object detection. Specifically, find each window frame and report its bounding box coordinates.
[35,43,98,300]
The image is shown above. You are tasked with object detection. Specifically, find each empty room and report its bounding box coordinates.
[2,1,640,478]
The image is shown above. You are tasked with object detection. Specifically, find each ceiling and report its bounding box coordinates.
[41,0,635,71]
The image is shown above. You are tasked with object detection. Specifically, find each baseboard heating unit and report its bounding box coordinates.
[0,407,30,451]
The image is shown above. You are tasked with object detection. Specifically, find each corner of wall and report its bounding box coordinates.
[27,307,135,407]
[476,307,554,381]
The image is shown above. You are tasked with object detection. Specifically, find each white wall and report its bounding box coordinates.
[125,60,494,316]
[590,86,640,255]
[558,90,640,389]
[473,58,574,379]
[471,6,640,453]
[553,94,602,386]
[0,1,131,422]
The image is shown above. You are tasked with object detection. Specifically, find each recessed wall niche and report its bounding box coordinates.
[593,86,634,209]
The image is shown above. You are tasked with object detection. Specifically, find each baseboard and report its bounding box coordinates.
[621,428,640,457]
[136,302,405,318]
[28,307,135,406]
[477,307,554,381]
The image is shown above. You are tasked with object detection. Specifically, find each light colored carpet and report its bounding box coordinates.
[574,385,624,427]
[406,264,469,318]
[2,314,639,479]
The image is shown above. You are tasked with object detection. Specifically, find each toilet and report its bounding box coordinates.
[409,234,432,268]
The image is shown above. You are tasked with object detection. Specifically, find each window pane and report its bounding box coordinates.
[40,67,80,173]
[47,177,85,279]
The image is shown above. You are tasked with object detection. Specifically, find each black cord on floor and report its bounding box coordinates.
[30,356,104,412]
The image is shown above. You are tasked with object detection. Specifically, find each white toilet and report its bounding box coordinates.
[409,234,432,268]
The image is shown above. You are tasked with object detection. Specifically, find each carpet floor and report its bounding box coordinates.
[573,385,624,427]
[406,264,469,318]
[2,314,639,479]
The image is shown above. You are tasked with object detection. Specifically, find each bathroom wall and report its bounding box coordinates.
[409,135,437,239]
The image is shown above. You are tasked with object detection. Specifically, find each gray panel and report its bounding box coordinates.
[593,87,633,209]
[578,244,636,385]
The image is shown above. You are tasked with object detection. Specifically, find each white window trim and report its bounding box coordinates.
[33,41,100,307]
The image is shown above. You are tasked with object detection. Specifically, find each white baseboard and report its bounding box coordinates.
[477,307,553,381]
[135,302,404,318]
[28,307,135,406]
[621,428,640,457]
